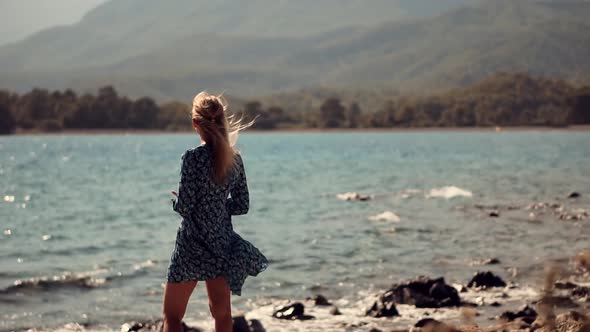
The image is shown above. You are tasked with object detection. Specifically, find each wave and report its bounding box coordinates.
[1,275,106,295]
[336,192,371,201]
[368,211,401,222]
[426,186,473,199]
[133,259,156,271]
[0,260,158,295]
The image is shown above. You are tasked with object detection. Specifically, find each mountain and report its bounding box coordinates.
[0,0,589,100]
[283,0,590,89]
[0,0,106,46]
[0,0,465,71]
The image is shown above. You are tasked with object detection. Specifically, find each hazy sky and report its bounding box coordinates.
[0,0,107,46]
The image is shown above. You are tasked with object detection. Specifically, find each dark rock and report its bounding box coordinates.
[366,295,399,318]
[500,305,537,324]
[483,257,501,265]
[329,306,342,315]
[556,281,580,290]
[272,302,314,320]
[310,294,332,306]
[249,319,265,332]
[568,192,582,199]
[122,321,156,332]
[512,317,533,329]
[368,329,383,332]
[467,271,507,289]
[383,276,461,308]
[490,301,502,307]
[489,211,500,217]
[232,316,249,332]
[572,286,590,298]
[471,257,501,266]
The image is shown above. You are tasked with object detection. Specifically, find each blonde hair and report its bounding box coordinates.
[191,91,253,184]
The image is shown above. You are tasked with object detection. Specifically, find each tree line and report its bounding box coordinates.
[1,73,589,134]
[0,86,192,134]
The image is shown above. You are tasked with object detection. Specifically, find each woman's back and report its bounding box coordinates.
[173,144,248,221]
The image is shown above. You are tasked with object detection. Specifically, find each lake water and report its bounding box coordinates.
[1,131,589,331]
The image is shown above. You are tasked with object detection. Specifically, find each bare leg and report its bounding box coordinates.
[162,281,197,332]
[206,275,232,332]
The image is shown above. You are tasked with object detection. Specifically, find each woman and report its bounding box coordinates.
[163,92,268,332]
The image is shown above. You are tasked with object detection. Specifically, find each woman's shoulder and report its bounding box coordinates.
[181,145,211,163]
[234,150,244,165]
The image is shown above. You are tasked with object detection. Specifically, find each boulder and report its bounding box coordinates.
[310,294,332,306]
[233,316,250,332]
[556,281,580,290]
[499,305,538,324]
[568,192,582,199]
[249,319,265,332]
[272,302,314,320]
[572,286,590,299]
[366,295,399,318]
[467,271,507,289]
[380,276,461,309]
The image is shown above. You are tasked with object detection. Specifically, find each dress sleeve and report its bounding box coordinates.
[172,151,202,218]
[227,153,249,216]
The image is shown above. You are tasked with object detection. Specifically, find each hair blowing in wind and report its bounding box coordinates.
[191,91,253,184]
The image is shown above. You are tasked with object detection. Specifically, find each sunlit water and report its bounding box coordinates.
[1,131,589,331]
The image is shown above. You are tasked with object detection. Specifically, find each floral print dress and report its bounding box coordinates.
[167,144,268,295]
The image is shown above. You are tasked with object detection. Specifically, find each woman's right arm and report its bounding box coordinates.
[227,154,249,215]
[172,150,201,218]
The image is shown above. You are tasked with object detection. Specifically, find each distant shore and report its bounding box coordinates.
[9,125,590,136]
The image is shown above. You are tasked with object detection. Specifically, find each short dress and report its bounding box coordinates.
[167,144,268,296]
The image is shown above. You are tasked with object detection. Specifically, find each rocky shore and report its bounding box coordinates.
[118,250,589,332]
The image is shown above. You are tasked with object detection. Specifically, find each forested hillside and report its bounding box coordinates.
[2,73,589,134]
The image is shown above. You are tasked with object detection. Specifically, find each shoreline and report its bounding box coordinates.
[8,125,590,136]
